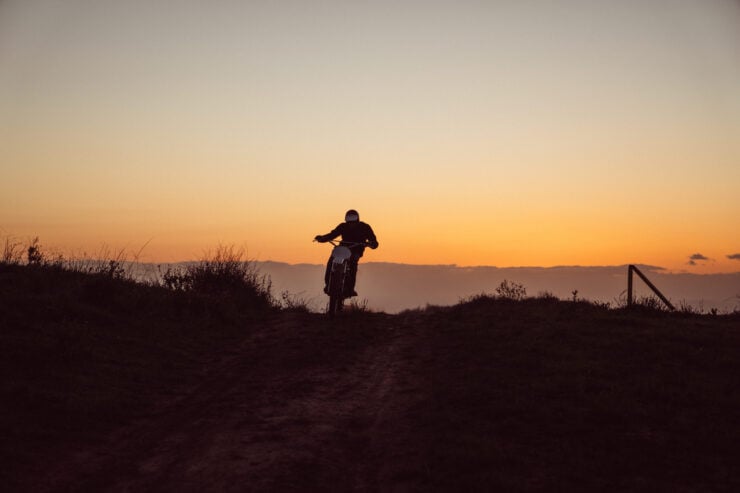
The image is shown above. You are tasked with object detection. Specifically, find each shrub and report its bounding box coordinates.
[27,237,44,265]
[160,245,274,311]
[495,279,527,301]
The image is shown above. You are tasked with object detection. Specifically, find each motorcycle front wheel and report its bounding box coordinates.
[328,293,343,316]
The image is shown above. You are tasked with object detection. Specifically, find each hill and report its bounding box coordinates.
[256,261,740,314]
[2,262,739,491]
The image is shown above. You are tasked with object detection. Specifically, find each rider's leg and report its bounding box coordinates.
[345,257,359,296]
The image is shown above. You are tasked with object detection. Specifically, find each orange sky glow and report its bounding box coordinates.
[1,0,739,274]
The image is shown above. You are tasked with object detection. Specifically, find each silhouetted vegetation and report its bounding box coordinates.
[159,245,274,313]
[0,239,278,489]
[279,290,313,313]
[403,295,740,491]
[2,240,739,491]
[494,279,527,300]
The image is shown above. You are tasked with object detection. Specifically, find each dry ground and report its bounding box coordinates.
[18,311,429,492]
[3,262,739,492]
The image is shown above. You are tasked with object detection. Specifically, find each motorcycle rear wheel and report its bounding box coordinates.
[327,263,346,316]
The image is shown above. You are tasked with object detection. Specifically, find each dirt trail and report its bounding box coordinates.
[35,312,425,492]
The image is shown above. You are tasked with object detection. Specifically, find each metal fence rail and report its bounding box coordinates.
[627,264,675,311]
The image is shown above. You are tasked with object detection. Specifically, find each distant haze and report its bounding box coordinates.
[258,262,740,314]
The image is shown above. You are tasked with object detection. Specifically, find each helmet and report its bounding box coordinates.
[345,209,359,222]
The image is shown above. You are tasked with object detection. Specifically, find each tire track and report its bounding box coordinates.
[34,312,425,492]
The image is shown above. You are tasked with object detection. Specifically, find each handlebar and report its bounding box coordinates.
[314,239,371,247]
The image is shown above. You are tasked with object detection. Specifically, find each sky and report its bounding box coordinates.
[1,0,739,273]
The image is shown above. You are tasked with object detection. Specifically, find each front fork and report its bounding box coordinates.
[329,260,348,297]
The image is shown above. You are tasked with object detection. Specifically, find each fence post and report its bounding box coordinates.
[627,265,634,307]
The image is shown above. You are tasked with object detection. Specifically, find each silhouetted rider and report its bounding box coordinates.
[314,209,378,297]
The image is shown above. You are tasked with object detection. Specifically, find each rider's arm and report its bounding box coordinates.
[315,223,345,242]
[365,224,379,249]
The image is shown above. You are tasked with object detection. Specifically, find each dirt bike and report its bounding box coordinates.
[318,239,368,316]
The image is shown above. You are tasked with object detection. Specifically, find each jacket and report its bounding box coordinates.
[317,221,378,257]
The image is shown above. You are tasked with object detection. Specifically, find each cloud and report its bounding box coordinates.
[687,253,710,266]
[728,253,740,261]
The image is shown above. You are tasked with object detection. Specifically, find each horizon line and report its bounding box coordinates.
[149,259,740,275]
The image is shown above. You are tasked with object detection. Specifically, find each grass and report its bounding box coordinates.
[0,241,278,489]
[402,296,740,491]
[2,238,739,491]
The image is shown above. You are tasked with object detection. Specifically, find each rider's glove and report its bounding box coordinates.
[369,241,379,249]
[314,235,325,243]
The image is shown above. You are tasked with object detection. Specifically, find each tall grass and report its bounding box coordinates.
[2,235,36,265]
[0,236,276,313]
[0,240,277,491]
[159,245,275,311]
[1,236,137,279]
